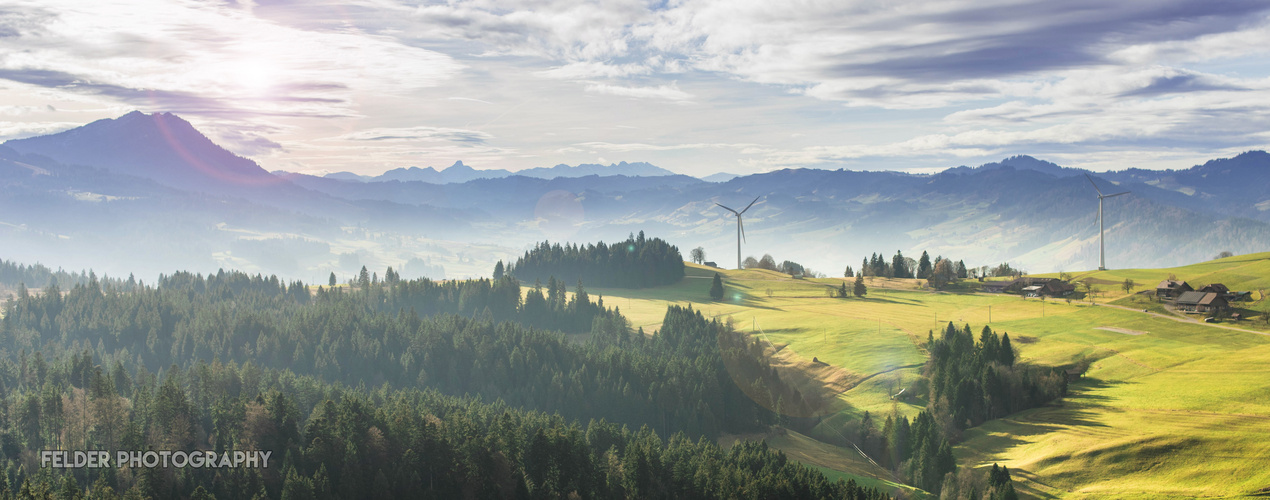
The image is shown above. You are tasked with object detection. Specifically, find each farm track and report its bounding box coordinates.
[1098,302,1270,337]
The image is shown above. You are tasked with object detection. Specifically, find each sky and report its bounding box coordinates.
[2,0,1270,177]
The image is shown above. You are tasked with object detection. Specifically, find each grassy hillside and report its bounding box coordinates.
[586,256,1270,498]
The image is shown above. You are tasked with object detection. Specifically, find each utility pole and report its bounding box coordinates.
[988,305,992,323]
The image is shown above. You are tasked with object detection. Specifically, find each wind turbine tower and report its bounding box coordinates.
[715,197,760,270]
[1085,174,1130,271]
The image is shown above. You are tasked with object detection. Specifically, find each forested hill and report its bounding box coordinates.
[507,232,686,288]
[0,267,882,498]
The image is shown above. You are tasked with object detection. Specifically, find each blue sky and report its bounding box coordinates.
[2,0,1269,177]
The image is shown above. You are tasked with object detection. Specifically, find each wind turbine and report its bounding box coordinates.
[1085,174,1129,271]
[715,196,760,270]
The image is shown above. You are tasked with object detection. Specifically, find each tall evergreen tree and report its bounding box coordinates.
[892,251,909,279]
[917,251,932,279]
[709,273,724,300]
[853,274,867,298]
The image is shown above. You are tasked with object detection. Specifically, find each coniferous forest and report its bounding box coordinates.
[0,267,885,499]
[507,232,686,289]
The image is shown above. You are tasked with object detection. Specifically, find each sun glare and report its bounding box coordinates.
[231,60,277,94]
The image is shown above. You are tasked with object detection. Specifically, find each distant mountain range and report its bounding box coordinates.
[321,160,678,184]
[3,111,1269,282]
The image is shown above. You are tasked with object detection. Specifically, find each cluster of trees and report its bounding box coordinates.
[0,259,97,289]
[986,263,1023,278]
[852,251,968,288]
[0,352,889,500]
[846,323,1055,495]
[925,323,1067,436]
[741,254,819,277]
[507,232,686,288]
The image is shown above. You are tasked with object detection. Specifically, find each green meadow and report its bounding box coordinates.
[586,255,1270,498]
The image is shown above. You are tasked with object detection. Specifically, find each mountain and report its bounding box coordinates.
[703,172,740,182]
[326,160,679,184]
[1099,150,1270,221]
[4,111,279,193]
[942,155,1090,177]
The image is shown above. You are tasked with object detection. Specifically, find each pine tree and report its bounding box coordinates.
[328,272,336,287]
[999,333,1014,366]
[917,251,932,279]
[493,260,505,280]
[892,251,909,279]
[709,273,724,301]
[853,274,867,298]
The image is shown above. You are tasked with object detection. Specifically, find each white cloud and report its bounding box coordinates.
[583,82,694,101]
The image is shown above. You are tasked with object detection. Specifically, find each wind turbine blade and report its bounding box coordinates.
[1105,191,1130,198]
[715,203,739,215]
[740,218,747,243]
[1084,173,1104,196]
[739,196,760,215]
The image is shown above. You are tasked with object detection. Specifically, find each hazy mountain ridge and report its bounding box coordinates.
[4,111,1270,281]
[324,160,677,184]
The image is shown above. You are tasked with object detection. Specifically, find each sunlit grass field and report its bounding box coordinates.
[585,255,1270,498]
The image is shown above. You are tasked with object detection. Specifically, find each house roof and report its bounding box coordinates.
[1176,291,1207,305]
[1201,283,1230,294]
[1157,280,1190,289]
[1198,292,1225,306]
[1022,285,1043,291]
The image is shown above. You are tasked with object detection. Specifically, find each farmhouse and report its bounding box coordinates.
[1036,279,1076,297]
[1175,291,1229,314]
[704,261,718,268]
[1156,280,1193,300]
[984,277,1073,296]
[1199,283,1230,295]
[982,279,1017,293]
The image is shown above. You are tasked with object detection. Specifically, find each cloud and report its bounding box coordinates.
[0,0,460,118]
[0,120,79,139]
[336,126,494,144]
[583,82,693,101]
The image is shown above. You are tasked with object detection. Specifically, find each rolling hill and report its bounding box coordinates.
[582,254,1270,498]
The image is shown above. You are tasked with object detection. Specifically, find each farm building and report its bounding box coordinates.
[984,277,1073,296]
[1156,280,1193,300]
[1036,279,1075,297]
[982,279,1018,293]
[1199,283,1230,294]
[704,261,717,268]
[1175,291,1229,314]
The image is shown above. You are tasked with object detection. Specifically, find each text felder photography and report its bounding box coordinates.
[40,450,273,469]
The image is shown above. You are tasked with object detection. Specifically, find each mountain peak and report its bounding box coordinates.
[3,111,276,191]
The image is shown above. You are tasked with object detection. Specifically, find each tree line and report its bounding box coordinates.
[507,232,685,289]
[0,351,890,500]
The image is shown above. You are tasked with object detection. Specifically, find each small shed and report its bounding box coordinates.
[704,261,717,268]
[1022,285,1043,297]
